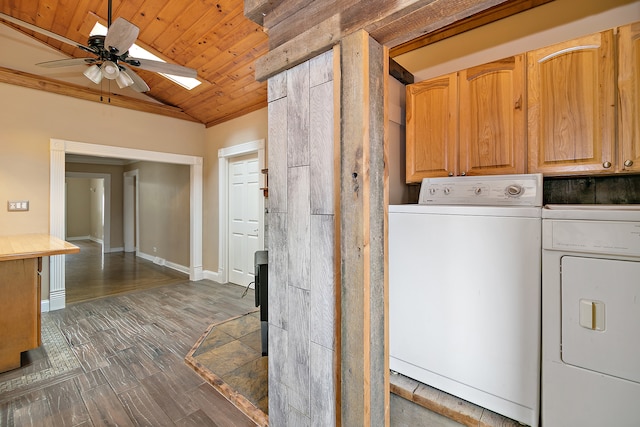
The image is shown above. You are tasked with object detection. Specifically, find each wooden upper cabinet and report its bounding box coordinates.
[459,55,525,176]
[406,73,457,182]
[527,31,615,175]
[618,21,640,174]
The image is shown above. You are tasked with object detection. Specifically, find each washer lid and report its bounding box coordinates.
[543,204,640,221]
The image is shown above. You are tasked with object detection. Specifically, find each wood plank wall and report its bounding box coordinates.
[266,49,338,425]
[267,32,389,426]
[339,30,389,426]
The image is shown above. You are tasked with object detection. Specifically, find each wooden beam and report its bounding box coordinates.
[388,0,555,57]
[0,66,201,124]
[389,58,414,85]
[340,29,388,427]
[365,0,509,49]
[251,0,545,81]
[254,13,341,81]
[244,0,275,26]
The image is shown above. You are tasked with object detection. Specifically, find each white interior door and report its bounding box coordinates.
[228,153,260,286]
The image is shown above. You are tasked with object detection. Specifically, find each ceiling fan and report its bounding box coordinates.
[0,0,197,92]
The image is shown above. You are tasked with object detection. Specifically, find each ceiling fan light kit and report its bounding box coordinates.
[101,61,120,79]
[115,70,134,89]
[83,64,103,84]
[0,0,197,94]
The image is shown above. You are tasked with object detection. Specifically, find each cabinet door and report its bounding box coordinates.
[618,22,640,174]
[459,55,525,176]
[405,73,457,182]
[527,31,615,175]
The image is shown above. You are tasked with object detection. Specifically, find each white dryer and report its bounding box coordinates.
[542,205,640,427]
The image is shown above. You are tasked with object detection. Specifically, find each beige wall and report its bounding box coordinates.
[202,107,268,274]
[66,163,126,249]
[0,83,205,238]
[128,161,191,267]
[65,178,91,238]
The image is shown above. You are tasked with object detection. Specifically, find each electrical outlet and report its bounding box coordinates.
[7,201,29,211]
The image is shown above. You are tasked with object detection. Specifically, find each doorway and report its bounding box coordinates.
[65,172,111,251]
[217,139,265,285]
[49,139,203,311]
[228,153,261,286]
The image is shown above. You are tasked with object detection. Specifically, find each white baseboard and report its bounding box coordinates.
[66,235,90,241]
[89,237,103,244]
[138,251,189,276]
[41,299,50,313]
[203,269,222,283]
[107,246,124,253]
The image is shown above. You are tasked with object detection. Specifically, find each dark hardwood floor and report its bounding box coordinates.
[0,266,259,425]
[65,240,189,304]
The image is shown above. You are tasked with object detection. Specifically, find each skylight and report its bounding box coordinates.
[90,22,201,90]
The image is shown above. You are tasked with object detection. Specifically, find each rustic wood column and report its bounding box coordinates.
[339,29,389,427]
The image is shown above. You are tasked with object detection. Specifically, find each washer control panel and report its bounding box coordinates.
[418,174,543,206]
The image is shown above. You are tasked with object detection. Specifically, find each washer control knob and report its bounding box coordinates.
[429,187,437,195]
[506,184,523,197]
[474,187,482,195]
[443,187,451,195]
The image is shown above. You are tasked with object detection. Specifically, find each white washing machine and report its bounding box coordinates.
[390,174,542,427]
[542,205,640,427]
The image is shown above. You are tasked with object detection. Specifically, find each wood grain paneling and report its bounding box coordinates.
[339,30,388,426]
[249,0,552,81]
[0,1,268,127]
[310,80,335,214]
[405,73,458,181]
[618,21,640,174]
[287,62,310,167]
[459,55,525,176]
[266,47,337,426]
[527,30,615,175]
[287,166,311,290]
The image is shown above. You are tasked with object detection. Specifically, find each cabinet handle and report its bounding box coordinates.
[448,172,454,177]
[514,95,522,110]
[624,159,634,167]
[602,161,612,169]
[460,172,466,176]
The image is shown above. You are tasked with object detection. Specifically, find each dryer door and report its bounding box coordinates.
[561,256,640,383]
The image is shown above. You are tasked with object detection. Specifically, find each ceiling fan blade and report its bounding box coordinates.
[0,13,94,54]
[125,57,198,78]
[104,17,139,55]
[120,66,150,92]
[36,58,98,68]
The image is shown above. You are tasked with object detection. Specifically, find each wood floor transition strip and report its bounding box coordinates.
[185,311,268,427]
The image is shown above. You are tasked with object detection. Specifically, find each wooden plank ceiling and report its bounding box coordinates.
[0,0,269,127]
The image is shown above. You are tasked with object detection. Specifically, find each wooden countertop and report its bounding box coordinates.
[0,234,79,261]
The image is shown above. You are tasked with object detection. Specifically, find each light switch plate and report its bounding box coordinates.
[7,200,29,211]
